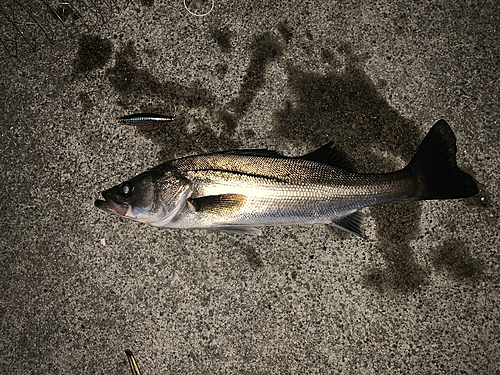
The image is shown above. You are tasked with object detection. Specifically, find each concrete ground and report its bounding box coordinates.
[1,0,499,373]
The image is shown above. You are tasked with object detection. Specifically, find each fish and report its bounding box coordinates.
[95,120,478,237]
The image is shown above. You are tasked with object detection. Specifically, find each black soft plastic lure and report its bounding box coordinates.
[118,113,176,126]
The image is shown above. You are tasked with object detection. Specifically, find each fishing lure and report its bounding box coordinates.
[118,113,176,126]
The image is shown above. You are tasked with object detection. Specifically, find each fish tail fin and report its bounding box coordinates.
[406,120,478,200]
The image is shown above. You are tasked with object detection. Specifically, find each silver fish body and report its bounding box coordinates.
[165,154,417,234]
[95,120,478,237]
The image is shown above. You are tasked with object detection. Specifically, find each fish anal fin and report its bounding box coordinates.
[216,226,262,235]
[329,211,367,239]
[189,194,247,215]
[299,142,357,172]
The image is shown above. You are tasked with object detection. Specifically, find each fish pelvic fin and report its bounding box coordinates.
[329,211,368,239]
[406,120,478,200]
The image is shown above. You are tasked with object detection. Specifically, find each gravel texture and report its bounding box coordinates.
[1,0,499,373]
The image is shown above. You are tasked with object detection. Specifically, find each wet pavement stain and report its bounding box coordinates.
[73,35,112,74]
[366,200,427,293]
[215,63,228,79]
[107,42,215,111]
[210,26,233,53]
[242,245,264,270]
[430,239,483,282]
[78,92,93,112]
[272,46,428,293]
[105,42,237,159]
[272,64,419,167]
[277,21,293,43]
[224,32,283,119]
[105,31,283,155]
[101,33,477,293]
[129,115,238,162]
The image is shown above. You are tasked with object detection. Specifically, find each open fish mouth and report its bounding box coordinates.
[94,199,129,216]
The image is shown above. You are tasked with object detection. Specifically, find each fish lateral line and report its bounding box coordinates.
[186,167,294,184]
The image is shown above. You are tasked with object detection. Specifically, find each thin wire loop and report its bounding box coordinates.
[183,0,214,17]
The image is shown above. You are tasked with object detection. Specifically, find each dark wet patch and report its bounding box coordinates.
[210,27,232,53]
[106,43,237,159]
[364,246,428,294]
[133,115,238,161]
[218,109,238,134]
[365,201,427,293]
[337,42,371,65]
[430,240,483,282]
[215,32,283,137]
[78,92,93,112]
[243,128,256,140]
[277,21,293,43]
[242,246,263,270]
[227,32,283,120]
[215,63,228,79]
[320,48,336,64]
[363,191,426,293]
[73,35,112,74]
[272,48,428,293]
[107,42,214,110]
[106,32,282,158]
[272,62,419,170]
[141,0,154,6]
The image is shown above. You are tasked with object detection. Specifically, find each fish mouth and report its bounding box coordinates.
[94,199,129,216]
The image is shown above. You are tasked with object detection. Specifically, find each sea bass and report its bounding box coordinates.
[95,120,478,237]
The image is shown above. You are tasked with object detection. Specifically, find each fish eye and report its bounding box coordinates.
[121,183,133,197]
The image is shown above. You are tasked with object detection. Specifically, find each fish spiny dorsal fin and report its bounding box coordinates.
[299,142,357,172]
[188,194,248,215]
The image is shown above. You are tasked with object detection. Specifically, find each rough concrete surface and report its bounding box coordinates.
[1,0,499,374]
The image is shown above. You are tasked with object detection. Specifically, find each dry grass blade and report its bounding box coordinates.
[125,350,142,375]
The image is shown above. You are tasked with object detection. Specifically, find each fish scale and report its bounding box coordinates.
[164,167,416,229]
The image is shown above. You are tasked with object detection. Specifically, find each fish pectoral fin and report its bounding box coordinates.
[215,226,262,235]
[329,211,368,239]
[188,194,247,216]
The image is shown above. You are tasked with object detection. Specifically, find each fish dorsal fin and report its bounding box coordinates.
[188,194,247,215]
[218,149,285,158]
[299,142,357,172]
[329,211,367,238]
